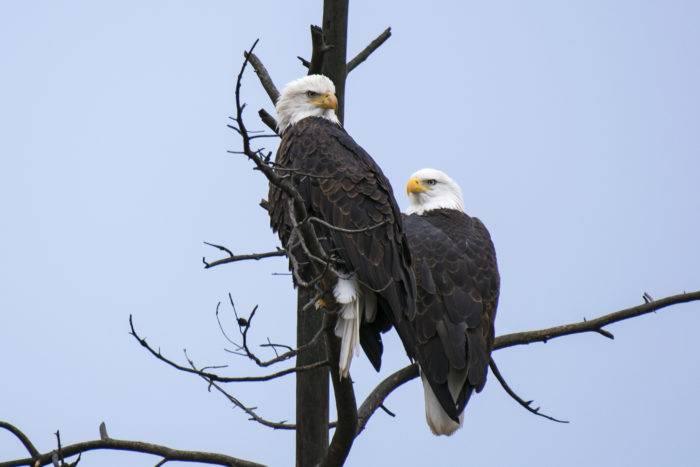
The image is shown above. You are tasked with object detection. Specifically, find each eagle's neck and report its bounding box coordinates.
[277,109,339,134]
[406,193,464,215]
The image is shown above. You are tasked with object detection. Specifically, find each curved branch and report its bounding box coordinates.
[0,421,40,460]
[0,422,262,467]
[356,363,418,435]
[347,27,391,73]
[321,316,357,467]
[493,290,700,350]
[488,357,568,423]
[357,290,700,434]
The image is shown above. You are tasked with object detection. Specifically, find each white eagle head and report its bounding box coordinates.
[405,168,465,215]
[276,74,340,134]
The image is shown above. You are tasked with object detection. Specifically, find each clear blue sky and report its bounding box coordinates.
[1,1,699,466]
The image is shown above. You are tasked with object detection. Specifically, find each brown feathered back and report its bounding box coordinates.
[403,209,500,419]
[268,117,417,370]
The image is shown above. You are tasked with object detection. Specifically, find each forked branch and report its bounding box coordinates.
[0,421,261,467]
[202,242,285,269]
[217,296,326,368]
[308,25,331,75]
[129,314,326,383]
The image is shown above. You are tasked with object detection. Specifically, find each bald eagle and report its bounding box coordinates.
[404,168,500,435]
[268,75,417,377]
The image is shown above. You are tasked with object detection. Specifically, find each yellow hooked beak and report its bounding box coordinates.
[314,92,338,110]
[406,177,427,194]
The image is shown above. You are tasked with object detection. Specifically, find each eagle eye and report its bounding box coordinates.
[306,90,318,97]
[425,179,437,186]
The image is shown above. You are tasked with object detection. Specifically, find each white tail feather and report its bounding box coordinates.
[420,371,466,436]
[333,278,360,378]
[335,301,360,378]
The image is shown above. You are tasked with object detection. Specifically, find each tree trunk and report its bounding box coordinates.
[295,287,329,467]
[295,1,349,466]
[321,0,349,125]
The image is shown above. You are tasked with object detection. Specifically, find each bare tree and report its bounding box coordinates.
[2,2,698,467]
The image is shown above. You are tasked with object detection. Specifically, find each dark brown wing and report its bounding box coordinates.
[403,209,500,420]
[268,117,417,369]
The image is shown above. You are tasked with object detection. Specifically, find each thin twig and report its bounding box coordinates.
[129,315,326,383]
[188,362,297,431]
[489,357,568,423]
[378,404,395,418]
[306,216,386,234]
[221,294,327,367]
[202,243,285,269]
[347,27,391,73]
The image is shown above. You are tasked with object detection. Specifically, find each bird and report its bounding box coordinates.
[403,168,500,435]
[267,74,417,378]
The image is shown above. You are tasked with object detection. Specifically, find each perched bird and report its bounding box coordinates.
[403,168,500,435]
[268,75,417,377]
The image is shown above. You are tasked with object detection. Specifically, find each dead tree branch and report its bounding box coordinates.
[306,216,386,234]
[0,422,262,467]
[488,357,568,423]
[347,27,391,73]
[129,315,326,383]
[0,422,40,461]
[308,25,331,75]
[243,51,279,104]
[232,41,329,274]
[354,290,700,433]
[356,363,418,435]
[493,290,700,350]
[202,242,285,269]
[258,109,278,134]
[219,295,327,367]
[321,316,357,467]
[197,374,338,432]
[185,355,299,431]
[239,46,280,134]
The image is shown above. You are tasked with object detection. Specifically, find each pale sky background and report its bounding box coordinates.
[1,1,699,466]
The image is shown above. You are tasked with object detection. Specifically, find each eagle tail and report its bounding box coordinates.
[420,370,469,436]
[334,278,361,378]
